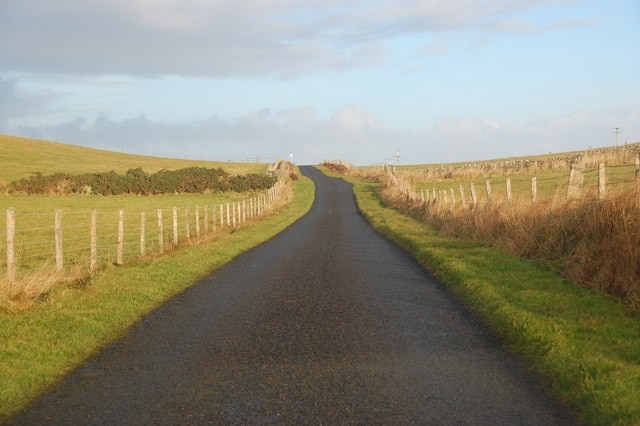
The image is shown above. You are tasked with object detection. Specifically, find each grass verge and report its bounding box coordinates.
[346,174,640,426]
[0,174,314,421]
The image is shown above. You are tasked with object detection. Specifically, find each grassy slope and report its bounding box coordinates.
[0,173,315,421]
[344,173,640,426]
[395,142,640,171]
[0,134,315,419]
[0,134,266,183]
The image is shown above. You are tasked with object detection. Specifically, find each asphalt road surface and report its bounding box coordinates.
[11,166,577,425]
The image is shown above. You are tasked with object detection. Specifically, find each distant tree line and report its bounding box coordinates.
[7,167,277,196]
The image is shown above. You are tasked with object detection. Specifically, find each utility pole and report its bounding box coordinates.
[614,127,622,146]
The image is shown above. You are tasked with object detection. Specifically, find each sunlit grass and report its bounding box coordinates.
[391,143,640,203]
[0,135,283,302]
[0,172,315,421]
[0,134,267,184]
[344,172,640,426]
[0,192,273,281]
[410,165,637,203]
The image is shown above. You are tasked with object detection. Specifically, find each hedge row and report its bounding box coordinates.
[8,167,277,196]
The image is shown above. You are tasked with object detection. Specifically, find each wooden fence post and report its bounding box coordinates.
[226,203,231,226]
[449,188,456,204]
[157,209,165,254]
[219,204,224,227]
[567,163,584,199]
[531,177,537,203]
[90,209,97,273]
[485,180,492,203]
[203,206,209,232]
[470,183,477,206]
[185,209,191,240]
[195,205,200,237]
[598,163,606,199]
[459,184,466,206]
[232,203,236,227]
[117,210,124,265]
[6,208,16,283]
[55,209,63,271]
[506,178,512,203]
[172,207,178,245]
[140,212,146,256]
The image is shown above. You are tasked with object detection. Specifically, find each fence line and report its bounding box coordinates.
[340,154,640,209]
[3,179,289,285]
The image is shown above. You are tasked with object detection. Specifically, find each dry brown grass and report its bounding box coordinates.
[375,174,640,306]
[325,145,640,306]
[0,263,90,312]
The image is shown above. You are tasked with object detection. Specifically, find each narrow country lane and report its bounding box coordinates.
[11,166,576,425]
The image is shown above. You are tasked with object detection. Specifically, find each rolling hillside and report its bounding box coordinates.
[0,134,267,184]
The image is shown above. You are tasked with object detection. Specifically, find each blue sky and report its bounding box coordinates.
[1,0,638,165]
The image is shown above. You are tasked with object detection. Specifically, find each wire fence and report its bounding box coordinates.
[374,160,640,208]
[2,179,289,284]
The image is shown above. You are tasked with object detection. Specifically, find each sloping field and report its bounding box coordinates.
[0,134,283,304]
[0,134,266,184]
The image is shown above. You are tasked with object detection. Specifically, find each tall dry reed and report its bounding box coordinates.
[377,175,640,306]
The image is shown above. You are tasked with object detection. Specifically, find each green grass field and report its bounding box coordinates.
[410,165,638,203]
[0,134,279,284]
[0,192,260,278]
[344,173,640,426]
[393,143,640,203]
[0,170,315,421]
[0,135,314,419]
[0,134,266,183]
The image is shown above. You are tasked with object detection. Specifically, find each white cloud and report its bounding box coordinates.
[1,1,633,168]
[4,105,398,164]
[0,76,62,122]
[0,0,584,77]
[119,0,226,30]
[426,107,640,162]
[331,105,383,131]
[6,105,639,166]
